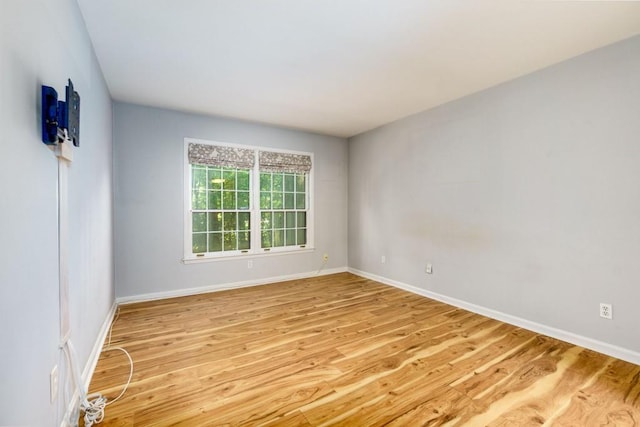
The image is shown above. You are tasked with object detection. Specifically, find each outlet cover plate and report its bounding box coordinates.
[600,303,612,320]
[425,263,433,274]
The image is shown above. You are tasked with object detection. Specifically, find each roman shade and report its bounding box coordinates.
[259,150,312,174]
[188,143,255,169]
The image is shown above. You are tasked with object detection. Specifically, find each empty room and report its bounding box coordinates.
[2,0,640,426]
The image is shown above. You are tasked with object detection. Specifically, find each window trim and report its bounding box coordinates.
[183,138,314,262]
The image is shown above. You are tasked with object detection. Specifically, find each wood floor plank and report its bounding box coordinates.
[546,358,640,426]
[258,411,313,427]
[83,272,640,426]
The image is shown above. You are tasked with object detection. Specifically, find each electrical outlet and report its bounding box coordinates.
[381,255,386,264]
[247,260,253,269]
[425,263,433,274]
[599,303,612,319]
[323,253,329,262]
[50,365,59,403]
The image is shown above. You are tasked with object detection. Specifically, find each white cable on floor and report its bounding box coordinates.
[62,307,134,426]
[105,307,120,348]
[81,346,133,426]
[316,258,328,275]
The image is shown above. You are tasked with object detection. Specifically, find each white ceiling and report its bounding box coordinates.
[77,1,640,138]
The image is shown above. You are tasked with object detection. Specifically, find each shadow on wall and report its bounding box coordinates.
[399,212,493,251]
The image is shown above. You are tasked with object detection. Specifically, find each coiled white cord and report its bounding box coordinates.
[83,307,133,426]
[80,393,106,425]
[62,308,134,426]
[80,346,133,426]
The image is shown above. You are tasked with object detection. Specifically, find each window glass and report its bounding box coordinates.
[259,171,308,250]
[190,165,251,254]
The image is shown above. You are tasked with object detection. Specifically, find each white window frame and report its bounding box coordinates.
[183,138,314,263]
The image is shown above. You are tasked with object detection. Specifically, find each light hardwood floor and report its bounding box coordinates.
[86,273,640,426]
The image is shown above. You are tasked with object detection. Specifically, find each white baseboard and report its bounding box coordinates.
[61,301,118,427]
[117,267,349,304]
[349,268,640,366]
[82,302,118,387]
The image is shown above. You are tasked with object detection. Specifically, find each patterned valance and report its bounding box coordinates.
[259,151,312,174]
[188,143,255,169]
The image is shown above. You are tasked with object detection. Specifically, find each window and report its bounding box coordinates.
[185,139,313,261]
[191,165,251,254]
[259,172,307,249]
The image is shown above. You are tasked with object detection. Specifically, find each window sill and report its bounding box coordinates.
[182,247,315,264]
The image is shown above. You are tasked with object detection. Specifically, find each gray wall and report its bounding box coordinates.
[0,0,114,425]
[349,36,640,355]
[113,103,348,299]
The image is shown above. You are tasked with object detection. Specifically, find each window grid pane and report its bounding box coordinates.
[191,164,251,254]
[259,171,307,249]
